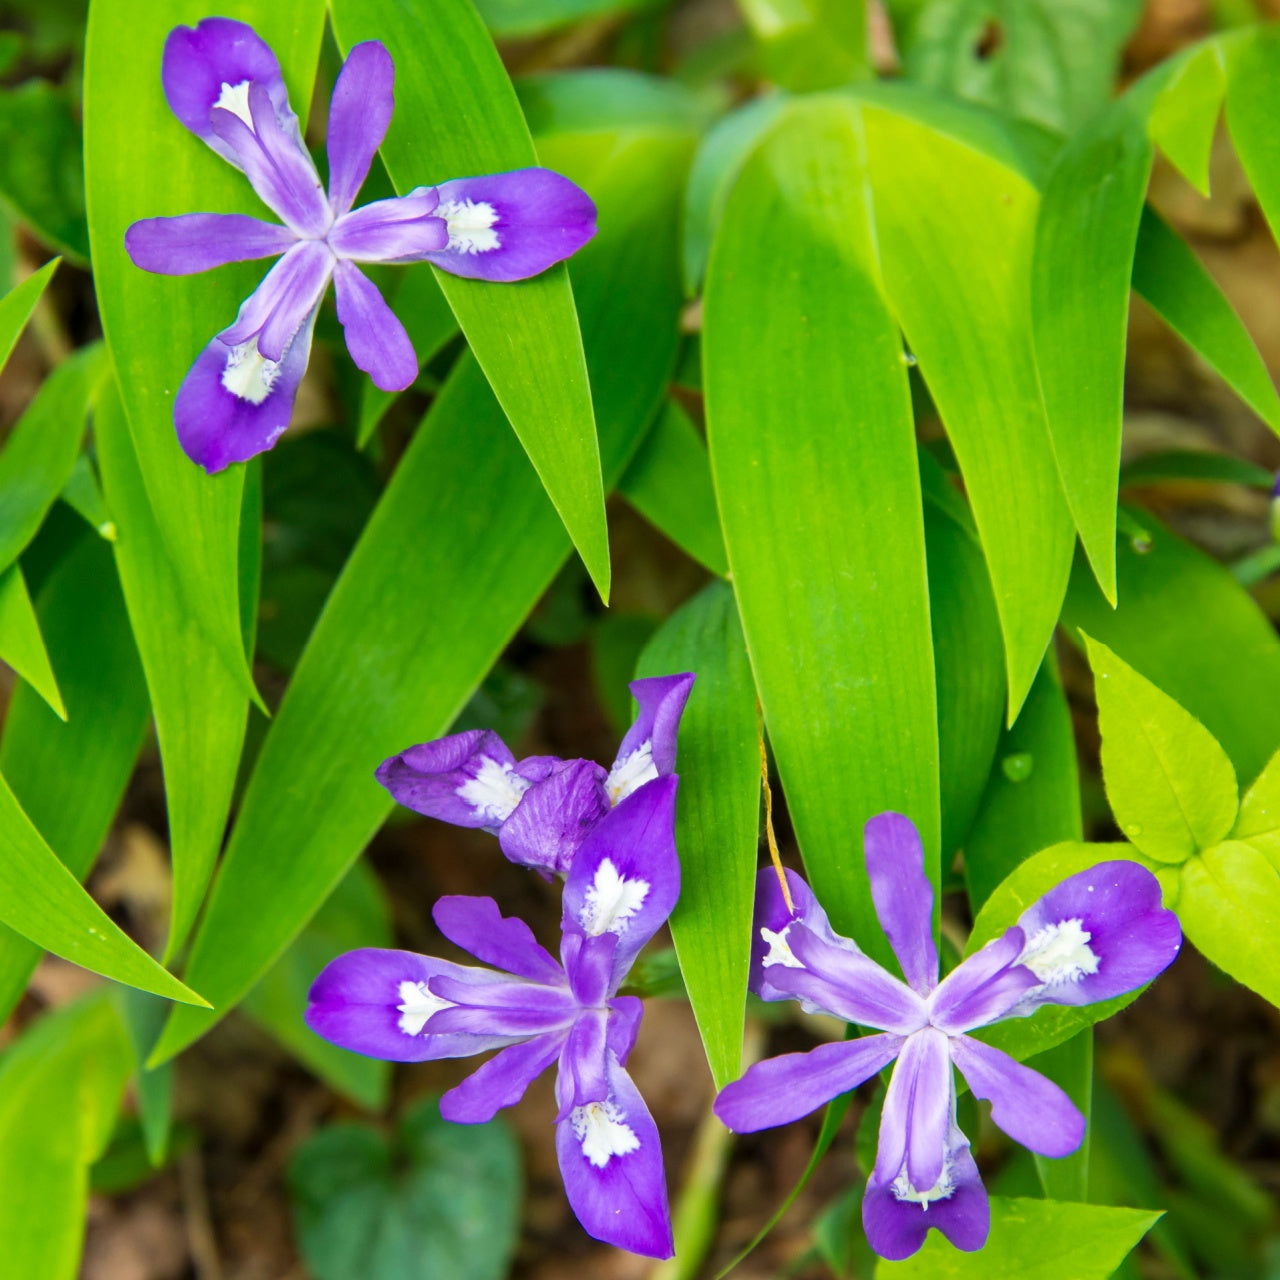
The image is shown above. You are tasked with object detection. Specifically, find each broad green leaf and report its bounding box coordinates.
[1149,41,1225,196]
[84,0,326,707]
[0,257,56,373]
[866,105,1073,715]
[1063,512,1280,784]
[1120,446,1274,491]
[1224,27,1280,254]
[876,1197,1159,1278]
[477,0,659,38]
[0,531,149,1021]
[1132,208,1280,432]
[1084,634,1237,863]
[737,0,867,92]
[154,121,691,1059]
[1235,746,1280,866]
[330,0,610,601]
[0,564,63,716]
[0,342,104,571]
[288,1098,520,1280]
[703,96,938,951]
[518,69,711,138]
[900,0,1145,133]
[618,400,728,576]
[637,581,758,1087]
[244,862,392,1109]
[1028,1030,1092,1201]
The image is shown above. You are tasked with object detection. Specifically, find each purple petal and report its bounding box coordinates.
[561,776,680,990]
[161,18,296,167]
[607,673,696,804]
[606,996,643,1064]
[425,970,578,1037]
[432,896,564,984]
[929,927,1038,1035]
[748,867,851,1002]
[333,260,418,391]
[498,759,610,875]
[220,240,333,362]
[305,947,524,1062]
[328,191,449,262]
[563,931,618,1008]
[440,1032,566,1124]
[173,304,316,472]
[555,1053,672,1259]
[949,1035,1085,1158]
[425,168,597,283]
[1012,860,1182,1013]
[874,1030,952,1193]
[375,730,523,828]
[326,41,394,215]
[209,82,330,237]
[558,1008,610,1112]
[125,213,296,276]
[714,1033,904,1133]
[864,812,939,995]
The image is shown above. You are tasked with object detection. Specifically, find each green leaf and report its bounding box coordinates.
[518,69,711,138]
[1224,26,1280,254]
[637,581,759,1087]
[1149,41,1225,197]
[737,0,868,92]
[865,104,1074,716]
[1132,208,1280,432]
[288,1097,521,1280]
[243,862,392,1110]
[477,0,659,39]
[60,454,117,540]
[703,95,938,951]
[0,257,56,373]
[1120,446,1274,491]
[115,988,176,1166]
[1234,746,1280,866]
[618,400,728,575]
[84,0,327,708]
[1028,1031,1092,1201]
[0,564,63,717]
[875,1197,1159,1278]
[1083,633,1237,863]
[329,0,610,601]
[0,530,150,1021]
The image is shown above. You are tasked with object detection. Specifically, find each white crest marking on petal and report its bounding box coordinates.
[456,755,530,824]
[759,924,803,969]
[891,1157,956,1207]
[215,80,255,129]
[606,741,658,806]
[1020,917,1100,986]
[580,858,649,937]
[396,979,453,1036]
[222,339,282,404]
[571,1099,640,1168]
[437,198,500,254]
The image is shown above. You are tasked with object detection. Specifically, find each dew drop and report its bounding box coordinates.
[1124,822,1143,838]
[1130,531,1154,554]
[901,350,918,367]
[1001,752,1034,783]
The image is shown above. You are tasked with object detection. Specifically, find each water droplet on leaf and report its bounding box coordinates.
[1001,752,1034,782]
[1124,822,1143,838]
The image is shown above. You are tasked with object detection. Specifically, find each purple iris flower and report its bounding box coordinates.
[377,672,695,876]
[306,775,680,1258]
[714,813,1182,1261]
[125,18,596,473]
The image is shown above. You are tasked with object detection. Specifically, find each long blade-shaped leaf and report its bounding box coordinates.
[1224,27,1280,253]
[0,564,63,717]
[0,258,57,372]
[703,96,938,951]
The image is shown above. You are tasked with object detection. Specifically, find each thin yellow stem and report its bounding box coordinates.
[758,707,793,914]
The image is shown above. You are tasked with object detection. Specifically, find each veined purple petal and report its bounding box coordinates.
[949,1035,1085,1158]
[559,1008,610,1112]
[874,1029,952,1194]
[124,213,296,276]
[1011,860,1182,1014]
[864,812,938,995]
[326,41,394,215]
[929,927,1037,1035]
[555,1053,673,1259]
[714,1034,904,1133]
[498,759,610,875]
[425,990,577,1038]
[606,995,643,1064]
[432,896,563,984]
[563,931,618,1009]
[561,776,680,990]
[162,18,296,167]
[328,192,449,262]
[425,168,597,283]
[440,1032,565,1124]
[607,673,695,804]
[375,729,523,829]
[210,82,330,237]
[219,240,333,362]
[333,260,418,392]
[174,303,316,472]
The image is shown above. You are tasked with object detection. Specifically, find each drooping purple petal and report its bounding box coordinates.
[124,213,297,276]
[561,775,680,990]
[949,1035,1085,1158]
[325,41,394,215]
[606,996,643,1064]
[440,1032,565,1123]
[498,759,610,875]
[929,927,1038,1035]
[555,1053,673,1259]
[874,1029,952,1194]
[173,303,316,473]
[375,730,525,829]
[327,191,449,262]
[714,1033,904,1133]
[425,168,597,283]
[558,1008,610,1112]
[607,674,695,804]
[161,18,296,167]
[332,260,417,392]
[219,239,333,362]
[431,895,564,984]
[864,812,939,995]
[1011,860,1182,1014]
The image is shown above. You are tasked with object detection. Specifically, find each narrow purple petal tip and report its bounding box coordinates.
[864,811,939,995]
[326,41,395,216]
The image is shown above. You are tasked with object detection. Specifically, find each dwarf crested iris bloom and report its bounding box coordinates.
[714,813,1181,1261]
[377,673,694,876]
[307,775,680,1258]
[125,18,596,473]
